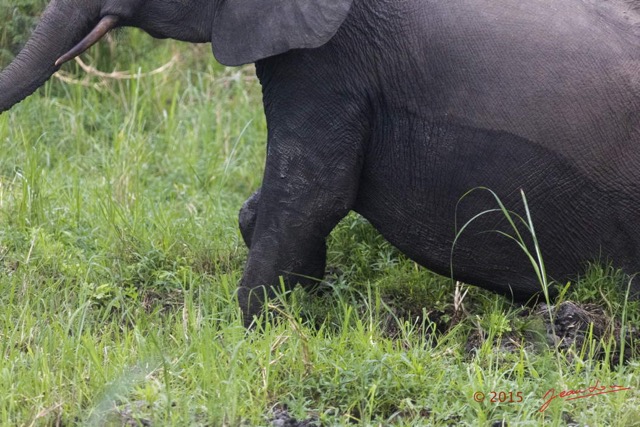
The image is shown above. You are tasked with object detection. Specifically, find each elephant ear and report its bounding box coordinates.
[211,0,353,66]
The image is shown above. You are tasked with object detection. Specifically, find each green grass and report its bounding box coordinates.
[1,29,639,426]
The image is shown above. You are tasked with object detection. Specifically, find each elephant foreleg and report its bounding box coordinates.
[237,133,364,327]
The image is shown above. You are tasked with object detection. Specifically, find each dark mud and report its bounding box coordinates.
[269,405,319,427]
[465,300,638,363]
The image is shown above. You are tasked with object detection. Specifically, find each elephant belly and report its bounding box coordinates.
[353,121,640,298]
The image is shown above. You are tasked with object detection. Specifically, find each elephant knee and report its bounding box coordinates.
[239,189,261,248]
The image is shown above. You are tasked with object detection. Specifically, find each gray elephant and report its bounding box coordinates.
[1,0,639,327]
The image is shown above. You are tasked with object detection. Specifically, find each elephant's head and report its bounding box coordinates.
[0,0,353,113]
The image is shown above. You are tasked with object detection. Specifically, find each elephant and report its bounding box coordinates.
[1,0,639,327]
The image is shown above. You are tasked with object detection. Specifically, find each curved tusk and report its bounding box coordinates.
[55,15,119,67]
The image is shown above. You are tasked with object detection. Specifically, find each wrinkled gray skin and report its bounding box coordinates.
[1,0,639,327]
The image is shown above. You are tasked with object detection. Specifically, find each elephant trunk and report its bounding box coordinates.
[0,0,108,113]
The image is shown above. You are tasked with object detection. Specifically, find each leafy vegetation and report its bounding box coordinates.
[0,0,47,65]
[1,7,639,426]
